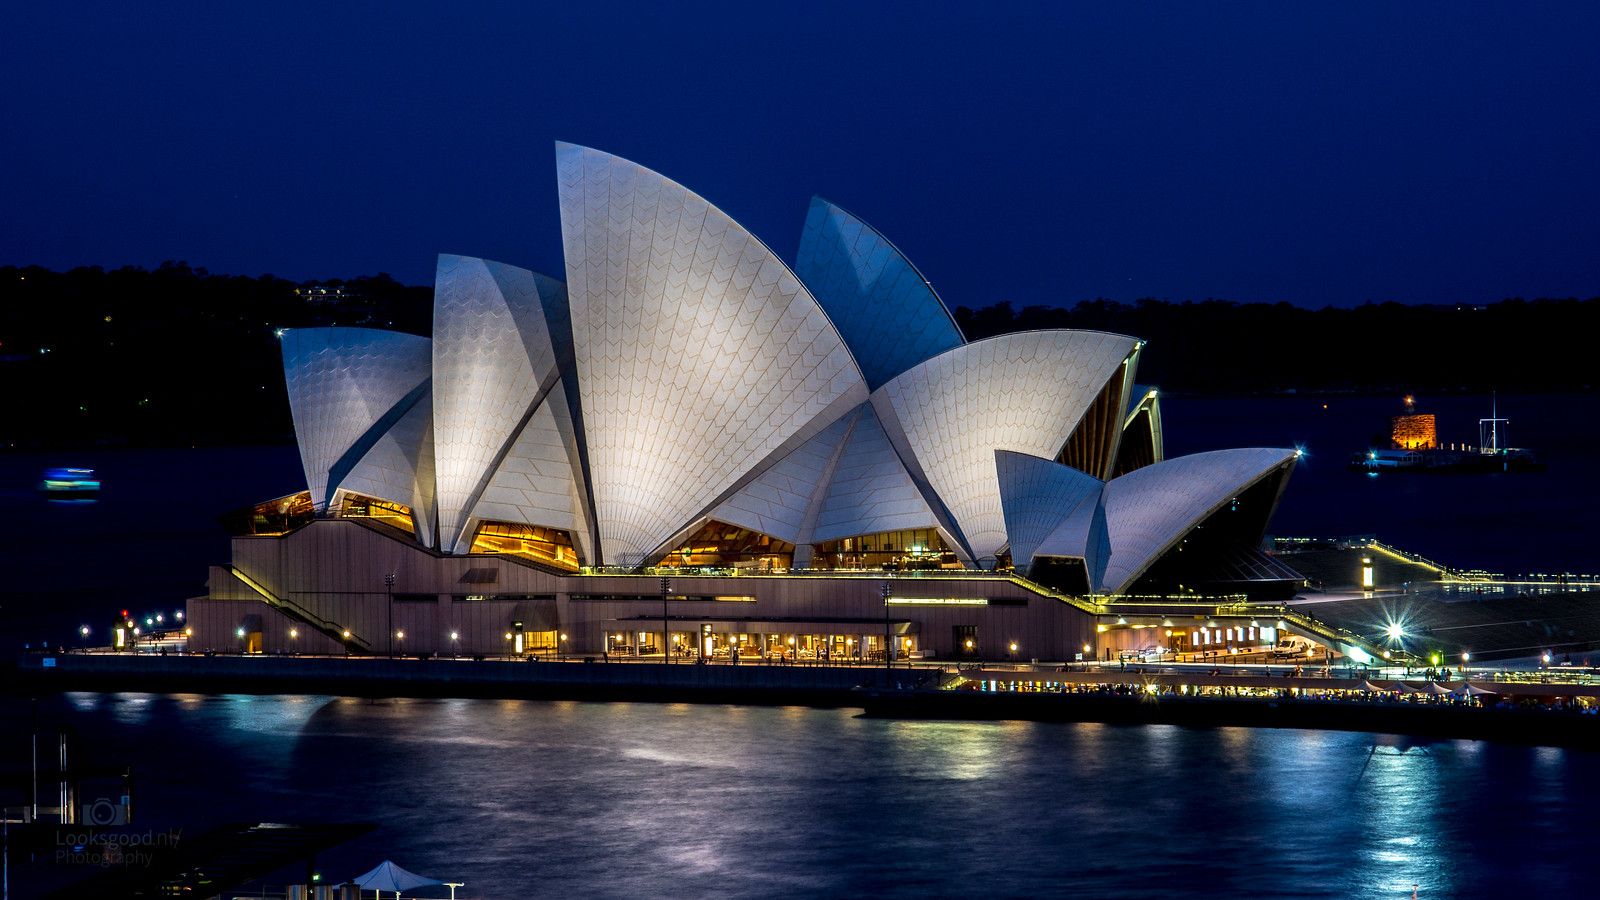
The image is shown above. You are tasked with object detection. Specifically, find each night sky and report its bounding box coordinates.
[4,2,1598,308]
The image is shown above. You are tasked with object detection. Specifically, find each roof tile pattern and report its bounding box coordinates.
[431,255,566,550]
[994,449,1105,573]
[340,384,438,545]
[872,331,1137,559]
[812,404,942,543]
[280,327,432,508]
[707,409,854,545]
[556,143,867,564]
[1099,448,1297,593]
[794,198,964,391]
[463,387,592,561]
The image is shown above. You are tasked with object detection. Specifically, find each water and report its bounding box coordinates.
[3,693,1595,897]
[3,394,1598,652]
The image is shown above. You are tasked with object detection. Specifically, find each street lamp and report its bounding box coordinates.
[559,632,567,661]
[880,581,893,672]
[1009,641,1018,660]
[450,631,460,657]
[659,577,671,665]
[384,572,397,657]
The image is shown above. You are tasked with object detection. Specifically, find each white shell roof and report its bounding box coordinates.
[812,404,943,543]
[1037,498,1111,590]
[794,198,965,391]
[461,386,592,561]
[872,330,1138,559]
[274,147,1295,578]
[1098,447,1297,594]
[280,327,432,509]
[431,255,568,551]
[707,409,854,546]
[995,450,1105,574]
[338,382,438,546]
[556,142,868,564]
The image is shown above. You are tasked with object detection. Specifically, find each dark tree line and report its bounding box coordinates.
[954,297,1600,395]
[0,263,430,448]
[1,262,1594,448]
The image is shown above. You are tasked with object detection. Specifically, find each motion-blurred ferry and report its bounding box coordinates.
[40,467,101,494]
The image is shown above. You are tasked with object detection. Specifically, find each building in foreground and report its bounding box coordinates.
[190,144,1304,662]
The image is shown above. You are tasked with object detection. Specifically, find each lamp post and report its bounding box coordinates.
[881,581,892,673]
[384,572,396,658]
[559,632,567,661]
[450,631,460,658]
[659,577,671,665]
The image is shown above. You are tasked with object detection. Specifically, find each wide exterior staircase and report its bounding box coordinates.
[225,565,375,654]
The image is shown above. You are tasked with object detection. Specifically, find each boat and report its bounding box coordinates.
[1349,395,1544,474]
[40,466,101,494]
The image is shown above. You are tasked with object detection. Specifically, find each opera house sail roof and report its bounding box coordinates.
[274,143,1297,596]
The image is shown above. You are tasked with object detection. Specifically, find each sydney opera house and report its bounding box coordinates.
[188,143,1302,661]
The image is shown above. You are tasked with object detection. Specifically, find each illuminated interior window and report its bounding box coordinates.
[231,491,315,536]
[339,492,415,534]
[663,521,793,569]
[812,528,958,570]
[472,521,580,571]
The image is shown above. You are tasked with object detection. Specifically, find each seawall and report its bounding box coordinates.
[4,653,901,706]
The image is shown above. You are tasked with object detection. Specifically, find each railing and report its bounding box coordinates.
[579,565,1014,579]
[227,566,373,652]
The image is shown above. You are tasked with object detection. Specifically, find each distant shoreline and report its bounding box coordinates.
[3,389,1593,453]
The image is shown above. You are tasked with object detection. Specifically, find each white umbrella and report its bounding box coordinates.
[1460,683,1499,696]
[1421,681,1454,695]
[350,860,443,898]
[1357,680,1389,692]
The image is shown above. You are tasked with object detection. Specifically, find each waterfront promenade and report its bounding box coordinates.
[7,651,1600,749]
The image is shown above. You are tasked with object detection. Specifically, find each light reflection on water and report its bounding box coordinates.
[12,695,1598,897]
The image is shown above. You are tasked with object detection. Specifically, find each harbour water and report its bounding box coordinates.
[3,691,1597,897]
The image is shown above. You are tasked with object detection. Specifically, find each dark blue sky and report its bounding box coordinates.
[4,2,1598,307]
